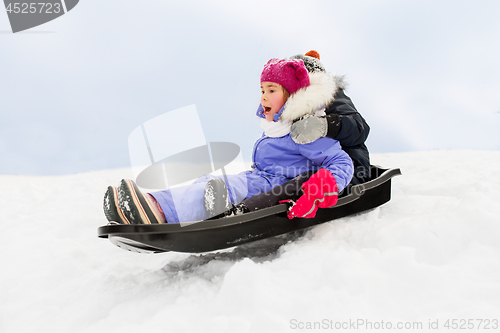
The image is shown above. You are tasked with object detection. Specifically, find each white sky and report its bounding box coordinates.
[1,0,499,175]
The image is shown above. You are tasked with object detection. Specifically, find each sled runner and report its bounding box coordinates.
[98,166,401,253]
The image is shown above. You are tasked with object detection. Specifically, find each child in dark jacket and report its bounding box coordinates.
[290,50,371,185]
[103,58,353,225]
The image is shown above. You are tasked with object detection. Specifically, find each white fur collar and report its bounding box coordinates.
[260,118,292,137]
[280,72,342,122]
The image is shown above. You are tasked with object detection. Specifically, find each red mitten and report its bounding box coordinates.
[287,169,339,219]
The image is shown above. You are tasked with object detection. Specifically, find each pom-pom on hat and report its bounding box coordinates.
[305,50,320,59]
[290,50,326,73]
[260,58,310,95]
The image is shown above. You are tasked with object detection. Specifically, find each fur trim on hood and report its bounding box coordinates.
[280,72,347,122]
[334,74,348,90]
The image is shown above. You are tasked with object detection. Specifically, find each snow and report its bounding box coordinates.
[1,150,500,333]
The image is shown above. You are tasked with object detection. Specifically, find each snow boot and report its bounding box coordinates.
[117,179,165,224]
[203,178,233,219]
[103,186,130,224]
[204,178,250,219]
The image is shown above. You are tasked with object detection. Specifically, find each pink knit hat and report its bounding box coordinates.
[260,58,310,95]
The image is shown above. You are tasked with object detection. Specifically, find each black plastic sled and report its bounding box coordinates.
[98,166,401,254]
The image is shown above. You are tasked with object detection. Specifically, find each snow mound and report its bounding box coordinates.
[1,150,499,333]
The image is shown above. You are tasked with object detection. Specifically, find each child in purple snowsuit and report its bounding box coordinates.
[103,58,354,225]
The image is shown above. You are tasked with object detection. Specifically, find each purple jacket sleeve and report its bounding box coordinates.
[297,137,354,191]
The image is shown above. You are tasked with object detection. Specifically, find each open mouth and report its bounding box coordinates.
[263,106,272,113]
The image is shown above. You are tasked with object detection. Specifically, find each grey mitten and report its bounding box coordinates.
[291,115,328,144]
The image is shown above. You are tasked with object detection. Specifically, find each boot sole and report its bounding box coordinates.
[118,179,163,225]
[204,178,231,219]
[103,186,130,224]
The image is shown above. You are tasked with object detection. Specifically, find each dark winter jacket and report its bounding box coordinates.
[325,85,371,184]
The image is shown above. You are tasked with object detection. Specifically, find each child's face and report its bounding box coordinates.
[261,82,287,122]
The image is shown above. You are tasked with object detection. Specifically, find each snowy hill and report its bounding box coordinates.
[1,150,499,333]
